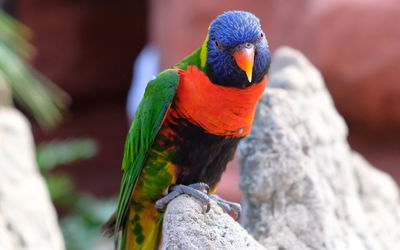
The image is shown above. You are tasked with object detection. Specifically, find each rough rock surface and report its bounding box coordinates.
[162,195,265,250]
[0,83,65,250]
[238,47,400,250]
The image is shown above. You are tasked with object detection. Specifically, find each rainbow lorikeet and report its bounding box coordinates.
[104,11,271,250]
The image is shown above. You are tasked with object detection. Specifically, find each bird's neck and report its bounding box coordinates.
[174,37,209,73]
[172,65,267,137]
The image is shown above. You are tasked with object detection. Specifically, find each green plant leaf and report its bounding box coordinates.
[36,138,98,170]
[0,10,70,128]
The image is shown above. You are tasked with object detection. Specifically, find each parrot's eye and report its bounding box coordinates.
[215,40,223,49]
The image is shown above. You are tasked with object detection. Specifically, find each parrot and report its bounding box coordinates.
[104,10,271,250]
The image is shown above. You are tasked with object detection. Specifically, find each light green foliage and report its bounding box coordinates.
[37,138,115,250]
[61,195,116,250]
[37,138,98,171]
[0,10,69,128]
[37,138,98,208]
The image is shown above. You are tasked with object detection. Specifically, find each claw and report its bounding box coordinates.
[209,194,242,221]
[156,183,211,213]
[155,190,180,212]
[230,202,242,221]
[188,182,210,193]
[155,183,241,220]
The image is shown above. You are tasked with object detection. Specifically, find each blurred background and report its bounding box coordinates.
[1,0,399,249]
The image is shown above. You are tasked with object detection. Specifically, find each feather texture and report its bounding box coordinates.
[113,69,179,248]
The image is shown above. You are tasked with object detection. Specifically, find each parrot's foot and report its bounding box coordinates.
[155,183,241,220]
[155,183,211,213]
[209,194,241,220]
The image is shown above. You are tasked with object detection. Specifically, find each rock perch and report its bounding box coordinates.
[238,47,400,250]
[162,194,265,250]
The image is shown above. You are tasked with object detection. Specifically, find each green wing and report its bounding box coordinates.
[115,69,179,236]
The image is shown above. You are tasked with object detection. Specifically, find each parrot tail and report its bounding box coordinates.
[121,201,163,250]
[102,202,163,250]
[102,212,116,237]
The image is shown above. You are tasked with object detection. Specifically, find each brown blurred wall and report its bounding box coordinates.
[17,0,148,196]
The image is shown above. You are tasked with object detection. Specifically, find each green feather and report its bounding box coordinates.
[114,69,179,245]
[112,38,209,248]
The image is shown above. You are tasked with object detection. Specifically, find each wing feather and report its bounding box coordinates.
[114,69,179,240]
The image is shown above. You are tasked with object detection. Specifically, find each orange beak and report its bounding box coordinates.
[233,44,255,82]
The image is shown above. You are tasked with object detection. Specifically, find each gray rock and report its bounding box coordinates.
[238,47,400,250]
[0,106,65,250]
[162,195,265,250]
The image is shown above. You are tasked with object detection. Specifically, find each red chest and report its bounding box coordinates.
[172,65,267,137]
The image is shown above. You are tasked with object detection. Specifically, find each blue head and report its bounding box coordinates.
[206,11,271,88]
